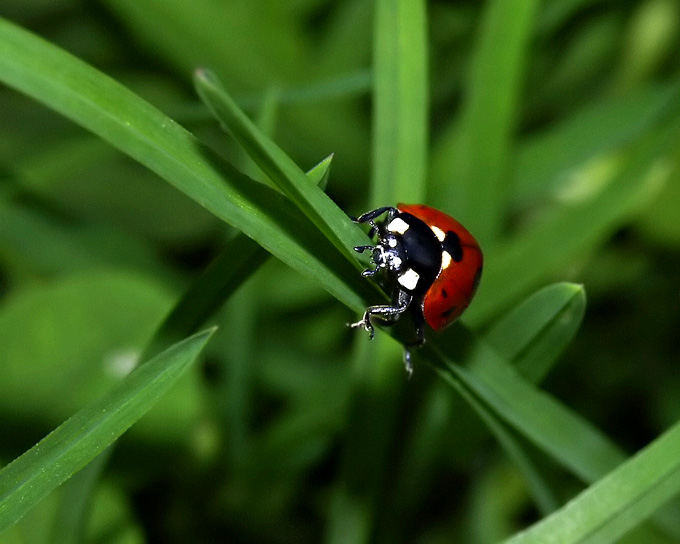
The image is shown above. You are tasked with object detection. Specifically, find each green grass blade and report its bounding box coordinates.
[486,283,586,383]
[143,155,334,360]
[505,418,680,544]
[445,373,562,516]
[430,0,540,242]
[0,329,214,531]
[427,285,584,514]
[0,18,367,313]
[193,69,367,264]
[466,121,674,327]
[325,5,429,541]
[101,0,371,171]
[48,448,113,544]
[427,330,627,484]
[372,0,428,204]
[513,82,680,203]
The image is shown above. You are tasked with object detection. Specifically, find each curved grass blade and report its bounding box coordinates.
[391,285,585,522]
[427,333,626,485]
[505,418,680,544]
[0,329,215,532]
[446,374,562,516]
[414,284,583,516]
[193,69,368,265]
[513,82,680,203]
[0,18,367,313]
[142,155,334,360]
[466,119,675,327]
[485,282,586,383]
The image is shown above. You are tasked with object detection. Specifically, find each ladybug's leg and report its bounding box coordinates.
[402,305,426,377]
[403,350,414,378]
[354,244,392,278]
[349,289,412,340]
[408,303,426,347]
[351,206,397,225]
[352,206,398,238]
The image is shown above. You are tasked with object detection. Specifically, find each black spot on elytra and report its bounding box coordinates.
[443,231,463,261]
[441,289,448,299]
[441,306,457,318]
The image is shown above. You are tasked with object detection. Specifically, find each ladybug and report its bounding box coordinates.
[349,204,483,374]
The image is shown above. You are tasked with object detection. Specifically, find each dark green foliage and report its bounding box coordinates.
[1,1,680,542]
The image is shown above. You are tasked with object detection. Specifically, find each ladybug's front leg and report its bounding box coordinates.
[352,206,398,239]
[352,206,397,226]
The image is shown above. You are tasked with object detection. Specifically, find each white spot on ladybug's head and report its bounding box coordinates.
[398,268,420,290]
[441,251,452,270]
[387,217,410,235]
[388,237,398,248]
[431,226,446,242]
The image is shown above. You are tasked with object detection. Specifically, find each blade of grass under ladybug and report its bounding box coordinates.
[0,329,214,532]
[141,155,334,361]
[193,69,369,266]
[428,332,626,484]
[0,18,367,314]
[393,284,585,519]
[428,328,680,539]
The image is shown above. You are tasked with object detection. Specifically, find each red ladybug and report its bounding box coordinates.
[350,204,483,373]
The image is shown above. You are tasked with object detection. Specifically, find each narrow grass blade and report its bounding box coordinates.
[142,155,334,359]
[142,235,267,361]
[466,120,675,327]
[430,0,540,242]
[0,18,367,313]
[0,329,215,531]
[485,283,586,383]
[193,69,368,265]
[505,418,680,544]
[416,285,584,516]
[326,5,429,540]
[513,82,680,202]
[428,334,626,484]
[48,448,113,544]
[447,376,562,515]
[372,0,428,204]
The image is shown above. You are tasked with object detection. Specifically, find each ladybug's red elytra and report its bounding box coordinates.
[349,204,483,374]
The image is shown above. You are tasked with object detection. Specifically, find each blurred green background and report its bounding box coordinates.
[1,0,680,542]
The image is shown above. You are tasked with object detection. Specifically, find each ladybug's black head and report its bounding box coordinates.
[371,232,406,274]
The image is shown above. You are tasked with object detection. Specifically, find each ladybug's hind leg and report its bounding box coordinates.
[349,289,412,340]
[402,304,426,377]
